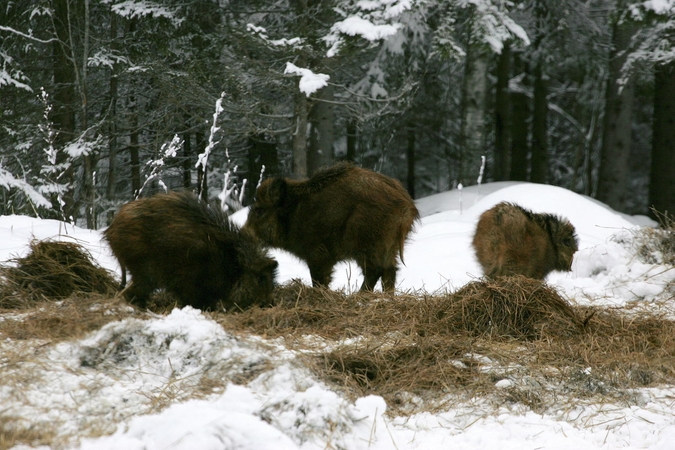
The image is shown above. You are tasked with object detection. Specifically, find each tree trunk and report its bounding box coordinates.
[292,89,309,179]
[459,40,488,185]
[530,64,548,184]
[81,0,96,228]
[494,41,511,181]
[596,18,635,211]
[510,53,529,181]
[649,61,675,219]
[407,123,415,198]
[106,68,118,222]
[51,0,77,218]
[126,19,142,200]
[346,120,357,162]
[182,130,192,188]
[129,112,141,199]
[106,9,119,224]
[308,84,334,176]
[247,135,279,204]
[128,92,141,199]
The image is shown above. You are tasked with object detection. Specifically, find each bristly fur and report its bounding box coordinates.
[292,161,354,195]
[472,202,579,279]
[244,163,419,292]
[104,191,278,311]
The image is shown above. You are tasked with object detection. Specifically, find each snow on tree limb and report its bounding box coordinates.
[109,0,182,25]
[324,0,413,57]
[0,25,58,44]
[331,16,401,42]
[137,135,183,198]
[0,50,33,92]
[195,93,226,198]
[630,0,675,17]
[622,0,675,82]
[459,0,530,54]
[246,24,304,48]
[284,63,330,97]
[0,165,51,208]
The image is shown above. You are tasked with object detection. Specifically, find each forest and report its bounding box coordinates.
[0,0,674,229]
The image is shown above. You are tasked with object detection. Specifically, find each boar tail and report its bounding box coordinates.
[398,205,420,266]
[398,231,407,265]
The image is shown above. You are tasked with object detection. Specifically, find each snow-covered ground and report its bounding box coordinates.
[2,181,675,450]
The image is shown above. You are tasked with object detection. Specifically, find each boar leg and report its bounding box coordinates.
[124,279,153,309]
[381,266,397,293]
[120,266,127,289]
[360,264,384,291]
[309,262,334,288]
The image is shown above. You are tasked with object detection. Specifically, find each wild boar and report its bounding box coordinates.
[472,201,578,279]
[243,162,419,292]
[104,191,278,310]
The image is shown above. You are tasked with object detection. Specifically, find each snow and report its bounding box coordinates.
[324,1,411,57]
[284,63,330,97]
[110,1,182,25]
[3,182,675,449]
[331,16,402,42]
[0,166,52,208]
[641,0,675,14]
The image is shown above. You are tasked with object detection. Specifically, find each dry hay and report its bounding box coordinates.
[0,415,56,450]
[0,294,140,342]
[619,210,675,303]
[623,208,675,267]
[221,276,675,413]
[443,276,583,339]
[0,239,119,308]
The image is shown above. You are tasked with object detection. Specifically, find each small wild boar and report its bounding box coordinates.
[104,191,278,310]
[472,202,578,279]
[243,162,419,292]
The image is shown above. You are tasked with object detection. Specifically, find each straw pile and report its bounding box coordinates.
[221,276,675,412]
[0,239,119,308]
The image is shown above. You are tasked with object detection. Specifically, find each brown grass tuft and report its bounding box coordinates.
[0,239,119,308]
[446,276,582,339]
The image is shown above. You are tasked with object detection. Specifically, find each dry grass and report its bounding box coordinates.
[0,239,119,308]
[0,416,57,450]
[220,277,675,413]
[0,239,143,344]
[0,294,139,342]
[626,208,675,266]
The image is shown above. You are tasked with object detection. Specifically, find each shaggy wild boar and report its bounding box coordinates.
[243,162,419,292]
[472,202,578,279]
[104,191,278,310]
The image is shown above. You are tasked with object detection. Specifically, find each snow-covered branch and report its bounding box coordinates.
[324,0,413,57]
[0,165,51,209]
[137,135,183,198]
[109,0,183,26]
[195,93,226,198]
[284,63,330,97]
[0,25,58,44]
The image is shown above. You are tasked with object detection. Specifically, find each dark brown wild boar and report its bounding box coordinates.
[472,202,578,279]
[104,191,278,310]
[243,162,419,292]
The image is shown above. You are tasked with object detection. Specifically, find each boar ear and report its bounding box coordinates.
[258,178,287,206]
